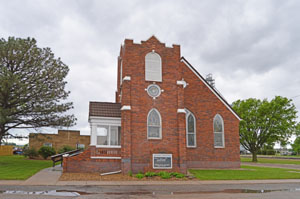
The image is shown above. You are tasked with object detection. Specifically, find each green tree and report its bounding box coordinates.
[58,145,75,154]
[38,146,56,159]
[292,137,300,155]
[0,37,76,144]
[232,96,298,162]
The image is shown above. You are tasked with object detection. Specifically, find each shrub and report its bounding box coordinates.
[160,172,171,179]
[135,173,144,179]
[174,173,185,178]
[128,171,133,177]
[170,172,185,178]
[58,145,75,154]
[38,146,56,159]
[145,171,157,177]
[23,147,39,159]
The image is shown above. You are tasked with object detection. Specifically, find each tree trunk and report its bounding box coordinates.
[252,151,258,162]
[0,127,3,146]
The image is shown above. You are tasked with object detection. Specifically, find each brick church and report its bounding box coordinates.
[63,36,241,174]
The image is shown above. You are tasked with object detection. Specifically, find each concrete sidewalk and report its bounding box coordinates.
[0,165,62,186]
[242,162,300,170]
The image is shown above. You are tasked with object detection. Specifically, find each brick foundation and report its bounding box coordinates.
[63,147,121,173]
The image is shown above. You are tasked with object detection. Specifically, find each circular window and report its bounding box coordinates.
[147,84,161,98]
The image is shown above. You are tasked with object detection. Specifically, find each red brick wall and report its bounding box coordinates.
[120,37,185,173]
[118,36,240,173]
[63,147,121,173]
[182,62,240,168]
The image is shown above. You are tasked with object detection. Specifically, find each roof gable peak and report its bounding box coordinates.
[142,35,163,45]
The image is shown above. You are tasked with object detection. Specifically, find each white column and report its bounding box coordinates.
[90,123,97,146]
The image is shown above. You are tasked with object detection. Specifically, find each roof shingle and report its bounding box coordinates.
[89,102,121,118]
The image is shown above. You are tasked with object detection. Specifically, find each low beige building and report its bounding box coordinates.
[29,130,90,151]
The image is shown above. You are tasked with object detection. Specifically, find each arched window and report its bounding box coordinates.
[145,52,162,82]
[147,109,162,139]
[186,111,196,147]
[213,114,225,148]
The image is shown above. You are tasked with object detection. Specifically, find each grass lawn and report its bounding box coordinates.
[190,165,300,180]
[0,155,53,180]
[241,157,300,165]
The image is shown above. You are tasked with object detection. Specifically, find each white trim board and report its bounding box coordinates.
[181,58,241,121]
[91,156,121,159]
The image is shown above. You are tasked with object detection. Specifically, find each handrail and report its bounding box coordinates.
[51,149,81,167]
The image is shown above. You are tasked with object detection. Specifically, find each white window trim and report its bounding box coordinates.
[96,125,121,148]
[147,84,161,98]
[43,143,52,147]
[213,114,225,148]
[186,110,196,148]
[89,117,121,146]
[145,52,162,82]
[147,108,162,139]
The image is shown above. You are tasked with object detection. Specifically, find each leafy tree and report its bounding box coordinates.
[0,37,76,144]
[232,96,298,162]
[292,137,300,155]
[38,146,56,159]
[58,145,75,154]
[23,147,39,159]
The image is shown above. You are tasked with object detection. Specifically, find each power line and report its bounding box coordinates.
[291,95,300,99]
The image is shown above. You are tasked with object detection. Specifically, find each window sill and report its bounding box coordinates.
[147,137,162,140]
[187,146,197,148]
[214,146,225,149]
[96,145,121,148]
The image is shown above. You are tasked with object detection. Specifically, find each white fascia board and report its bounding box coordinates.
[181,58,241,121]
[89,116,121,126]
[121,105,131,111]
[91,156,121,159]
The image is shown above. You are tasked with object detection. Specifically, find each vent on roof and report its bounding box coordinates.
[206,73,215,88]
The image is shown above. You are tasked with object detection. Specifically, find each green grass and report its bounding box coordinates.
[241,157,300,165]
[0,155,53,180]
[190,165,300,180]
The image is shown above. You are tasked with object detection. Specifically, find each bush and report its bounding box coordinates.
[23,147,38,159]
[128,171,133,177]
[170,172,185,178]
[135,173,144,179]
[58,145,75,154]
[160,172,171,179]
[174,173,185,178]
[38,146,56,159]
[145,171,157,177]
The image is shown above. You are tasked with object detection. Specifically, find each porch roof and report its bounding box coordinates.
[89,102,121,118]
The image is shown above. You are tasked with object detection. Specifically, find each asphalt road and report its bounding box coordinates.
[1,183,300,199]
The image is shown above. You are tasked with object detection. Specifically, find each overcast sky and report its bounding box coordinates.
[1,0,300,145]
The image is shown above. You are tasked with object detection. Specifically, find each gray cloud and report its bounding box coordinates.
[1,0,300,144]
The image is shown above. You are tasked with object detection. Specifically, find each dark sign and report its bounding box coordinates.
[153,154,172,169]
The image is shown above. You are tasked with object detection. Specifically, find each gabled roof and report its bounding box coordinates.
[180,57,241,121]
[89,102,121,118]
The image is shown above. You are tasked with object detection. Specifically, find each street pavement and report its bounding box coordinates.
[1,183,300,199]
